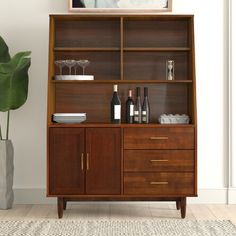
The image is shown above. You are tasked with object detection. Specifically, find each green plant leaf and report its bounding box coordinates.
[0,36,11,63]
[0,51,31,111]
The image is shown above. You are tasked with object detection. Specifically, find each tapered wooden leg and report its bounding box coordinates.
[57,197,64,219]
[63,199,67,210]
[176,200,180,210]
[180,197,186,219]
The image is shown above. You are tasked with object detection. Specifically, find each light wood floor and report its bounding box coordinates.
[0,204,236,224]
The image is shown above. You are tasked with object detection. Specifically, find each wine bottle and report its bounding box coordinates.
[126,90,134,124]
[142,87,150,123]
[134,87,142,124]
[110,84,121,124]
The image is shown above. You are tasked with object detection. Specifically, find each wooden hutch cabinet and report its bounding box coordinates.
[47,14,197,219]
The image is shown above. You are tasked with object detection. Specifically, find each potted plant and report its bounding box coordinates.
[0,36,31,209]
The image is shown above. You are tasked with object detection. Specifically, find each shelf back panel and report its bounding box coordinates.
[55,84,189,123]
[55,19,120,48]
[54,51,120,80]
[124,20,189,48]
[124,52,189,81]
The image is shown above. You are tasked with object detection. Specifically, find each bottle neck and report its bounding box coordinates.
[144,88,148,97]
[128,90,132,98]
[114,84,118,93]
[136,87,141,97]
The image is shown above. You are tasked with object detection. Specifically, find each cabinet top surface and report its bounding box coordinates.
[50,14,194,19]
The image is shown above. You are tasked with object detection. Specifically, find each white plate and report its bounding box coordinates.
[53,113,86,117]
[55,75,94,81]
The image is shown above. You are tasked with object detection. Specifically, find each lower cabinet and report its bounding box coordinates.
[49,128,121,196]
[48,126,195,219]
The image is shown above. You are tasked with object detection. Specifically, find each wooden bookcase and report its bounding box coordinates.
[47,14,197,219]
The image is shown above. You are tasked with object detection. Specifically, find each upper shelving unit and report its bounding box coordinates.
[48,15,196,125]
[52,15,193,82]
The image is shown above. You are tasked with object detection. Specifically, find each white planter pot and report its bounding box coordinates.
[0,140,14,209]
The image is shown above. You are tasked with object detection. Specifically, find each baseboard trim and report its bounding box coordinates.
[13,188,234,204]
[228,188,236,204]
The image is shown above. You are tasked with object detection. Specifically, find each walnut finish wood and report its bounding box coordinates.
[63,199,67,210]
[49,128,85,195]
[55,19,120,48]
[124,127,194,150]
[124,20,189,48]
[52,80,193,84]
[180,197,187,218]
[47,15,197,219]
[176,200,181,210]
[85,128,121,195]
[124,173,194,195]
[55,84,189,123]
[124,150,194,172]
[55,51,120,81]
[124,52,189,81]
[57,197,64,219]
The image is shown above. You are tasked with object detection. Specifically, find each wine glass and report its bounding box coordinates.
[77,60,90,75]
[54,60,66,75]
[74,62,80,75]
[65,60,77,75]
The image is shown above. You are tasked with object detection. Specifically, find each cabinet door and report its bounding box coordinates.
[49,128,85,195]
[86,128,121,195]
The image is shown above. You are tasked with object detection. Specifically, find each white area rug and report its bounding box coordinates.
[0,220,235,236]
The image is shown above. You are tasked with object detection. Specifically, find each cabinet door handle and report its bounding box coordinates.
[150,182,169,185]
[150,137,168,140]
[81,153,84,171]
[150,160,169,162]
[86,153,89,171]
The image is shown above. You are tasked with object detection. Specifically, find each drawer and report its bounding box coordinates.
[124,127,194,150]
[124,150,194,172]
[124,173,194,195]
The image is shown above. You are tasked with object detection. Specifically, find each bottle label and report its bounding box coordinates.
[142,111,147,122]
[134,111,139,122]
[114,105,121,119]
[130,105,134,116]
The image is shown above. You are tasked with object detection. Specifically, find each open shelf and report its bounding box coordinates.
[55,19,120,48]
[54,83,190,124]
[124,51,189,81]
[52,80,193,84]
[54,51,120,81]
[54,47,120,52]
[124,19,189,48]
[49,123,195,128]
[123,47,191,52]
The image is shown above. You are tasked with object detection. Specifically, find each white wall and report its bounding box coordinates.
[0,0,229,203]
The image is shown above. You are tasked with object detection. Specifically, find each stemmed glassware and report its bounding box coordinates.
[54,59,91,77]
[77,60,90,75]
[54,60,66,75]
[65,60,77,75]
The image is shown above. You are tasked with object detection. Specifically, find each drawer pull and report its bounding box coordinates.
[150,137,168,140]
[150,182,169,185]
[150,160,169,162]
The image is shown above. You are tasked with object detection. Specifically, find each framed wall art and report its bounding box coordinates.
[69,0,172,13]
